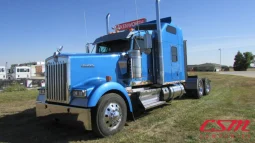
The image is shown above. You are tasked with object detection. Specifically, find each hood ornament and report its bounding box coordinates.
[57,46,63,53]
[53,46,63,62]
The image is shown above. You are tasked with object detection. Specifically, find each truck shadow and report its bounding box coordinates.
[0,94,195,143]
[0,108,99,143]
[177,93,197,100]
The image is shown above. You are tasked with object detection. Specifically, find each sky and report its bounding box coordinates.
[0,0,254,67]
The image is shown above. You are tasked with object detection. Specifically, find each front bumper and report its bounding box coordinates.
[36,102,92,130]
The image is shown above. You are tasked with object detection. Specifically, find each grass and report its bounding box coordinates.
[2,82,27,92]
[0,72,254,143]
[0,89,38,104]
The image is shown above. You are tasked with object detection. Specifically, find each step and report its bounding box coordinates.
[143,101,166,110]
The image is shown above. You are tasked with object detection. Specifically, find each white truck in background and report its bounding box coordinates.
[7,66,31,80]
[0,66,6,80]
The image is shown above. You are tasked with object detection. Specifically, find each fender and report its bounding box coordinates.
[87,81,133,112]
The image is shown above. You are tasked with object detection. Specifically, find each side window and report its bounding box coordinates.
[17,69,20,72]
[166,26,177,35]
[171,46,178,62]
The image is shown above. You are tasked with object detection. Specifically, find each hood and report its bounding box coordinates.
[67,53,122,89]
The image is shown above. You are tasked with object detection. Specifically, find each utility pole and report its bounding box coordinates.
[219,48,221,71]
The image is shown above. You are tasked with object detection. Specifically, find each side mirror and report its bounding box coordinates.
[86,43,90,53]
[143,31,152,49]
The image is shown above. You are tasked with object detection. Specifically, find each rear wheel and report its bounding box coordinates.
[203,78,211,95]
[194,78,204,99]
[92,93,127,137]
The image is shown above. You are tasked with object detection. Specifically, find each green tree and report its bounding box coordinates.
[243,52,254,69]
[233,51,244,71]
[233,51,254,71]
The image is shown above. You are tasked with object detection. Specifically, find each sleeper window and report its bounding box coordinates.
[171,46,178,62]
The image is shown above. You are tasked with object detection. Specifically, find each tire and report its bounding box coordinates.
[194,78,204,99]
[92,93,127,137]
[203,78,211,95]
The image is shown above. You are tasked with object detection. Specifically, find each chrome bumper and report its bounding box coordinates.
[36,102,92,130]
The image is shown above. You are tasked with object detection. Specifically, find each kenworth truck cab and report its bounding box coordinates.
[36,0,211,137]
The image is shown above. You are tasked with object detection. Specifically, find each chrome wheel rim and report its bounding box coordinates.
[205,82,210,93]
[104,102,122,130]
[198,81,203,95]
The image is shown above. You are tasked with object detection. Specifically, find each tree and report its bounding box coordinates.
[233,51,244,71]
[243,52,254,69]
[233,51,254,71]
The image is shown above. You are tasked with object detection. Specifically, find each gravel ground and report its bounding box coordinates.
[219,71,255,78]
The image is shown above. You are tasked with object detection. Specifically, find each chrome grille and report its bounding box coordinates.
[46,62,68,103]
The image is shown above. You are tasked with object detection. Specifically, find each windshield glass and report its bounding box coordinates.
[96,40,130,53]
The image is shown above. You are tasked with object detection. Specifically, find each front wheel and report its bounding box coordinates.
[92,93,127,137]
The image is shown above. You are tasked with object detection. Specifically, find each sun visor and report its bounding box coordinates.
[94,30,132,44]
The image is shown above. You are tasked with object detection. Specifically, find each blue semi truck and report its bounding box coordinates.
[36,0,211,137]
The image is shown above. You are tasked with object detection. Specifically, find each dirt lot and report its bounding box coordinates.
[0,73,254,143]
[219,71,255,78]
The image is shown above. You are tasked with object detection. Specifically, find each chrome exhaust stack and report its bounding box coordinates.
[156,0,164,84]
[106,13,110,34]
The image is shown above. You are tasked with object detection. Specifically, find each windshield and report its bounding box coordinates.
[96,40,130,53]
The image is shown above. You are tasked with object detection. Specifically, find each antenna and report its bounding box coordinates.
[124,8,126,22]
[84,11,88,52]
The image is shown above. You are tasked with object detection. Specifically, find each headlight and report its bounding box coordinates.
[38,88,45,95]
[72,90,86,97]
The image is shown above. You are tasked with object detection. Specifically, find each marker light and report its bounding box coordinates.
[38,88,45,95]
[106,76,112,82]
